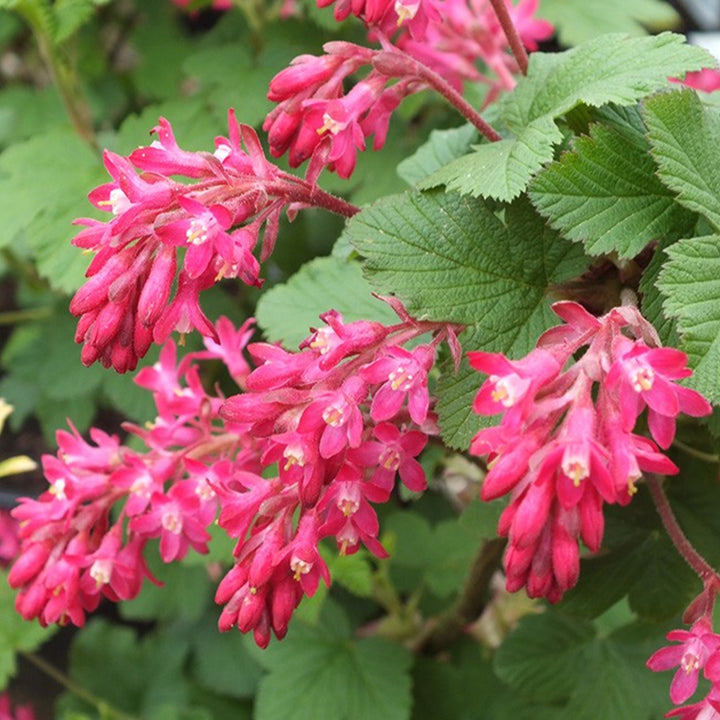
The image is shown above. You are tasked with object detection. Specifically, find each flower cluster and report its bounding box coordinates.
[9,309,452,646]
[264,0,552,179]
[469,301,712,602]
[648,617,720,718]
[70,112,356,373]
[7,323,250,627]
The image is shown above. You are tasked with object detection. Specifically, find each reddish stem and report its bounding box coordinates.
[266,180,361,218]
[488,0,529,75]
[372,47,502,143]
[647,475,720,586]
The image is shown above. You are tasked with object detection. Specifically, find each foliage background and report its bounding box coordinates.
[0,1,717,719]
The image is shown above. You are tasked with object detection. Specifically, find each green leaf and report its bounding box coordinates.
[422,34,712,201]
[182,43,272,129]
[559,634,667,720]
[53,0,107,43]
[494,611,595,703]
[189,614,264,699]
[384,500,502,598]
[0,86,66,149]
[496,611,670,719]
[639,237,681,348]
[530,122,695,258]
[421,129,560,202]
[0,307,106,437]
[413,643,542,720]
[256,256,398,347]
[255,603,412,720]
[64,620,190,716]
[327,550,374,598]
[397,124,477,186]
[539,0,680,46]
[657,235,720,402]
[129,3,196,102]
[0,129,102,262]
[644,88,720,232]
[347,191,587,326]
[0,572,57,690]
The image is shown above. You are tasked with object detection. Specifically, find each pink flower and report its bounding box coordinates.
[666,689,720,720]
[675,69,720,93]
[351,422,428,493]
[297,378,367,458]
[648,619,720,704]
[129,483,213,562]
[157,197,235,279]
[470,301,712,603]
[510,0,554,51]
[362,344,434,424]
[606,340,712,449]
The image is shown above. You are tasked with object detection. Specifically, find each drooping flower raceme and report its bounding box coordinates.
[264,0,553,179]
[469,301,711,603]
[71,112,357,374]
[9,308,455,647]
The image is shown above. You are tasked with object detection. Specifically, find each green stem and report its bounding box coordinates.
[672,439,720,464]
[415,537,506,654]
[0,307,53,325]
[20,650,138,720]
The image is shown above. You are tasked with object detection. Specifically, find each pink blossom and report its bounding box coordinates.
[129,484,213,562]
[362,344,434,424]
[351,422,428,493]
[606,340,712,449]
[675,69,720,94]
[470,301,712,603]
[648,619,720,705]
[666,689,720,720]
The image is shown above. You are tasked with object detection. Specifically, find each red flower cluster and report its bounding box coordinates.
[469,301,711,602]
[264,0,552,179]
[9,309,454,646]
[70,113,356,373]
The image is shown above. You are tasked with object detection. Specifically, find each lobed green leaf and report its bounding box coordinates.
[254,604,412,720]
[346,190,587,326]
[644,88,720,232]
[657,235,720,403]
[530,122,695,258]
[422,34,712,201]
[397,124,477,186]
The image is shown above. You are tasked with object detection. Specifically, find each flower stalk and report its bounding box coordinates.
[647,475,720,587]
[488,0,529,75]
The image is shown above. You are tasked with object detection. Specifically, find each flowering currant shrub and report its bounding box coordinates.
[3,0,720,718]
